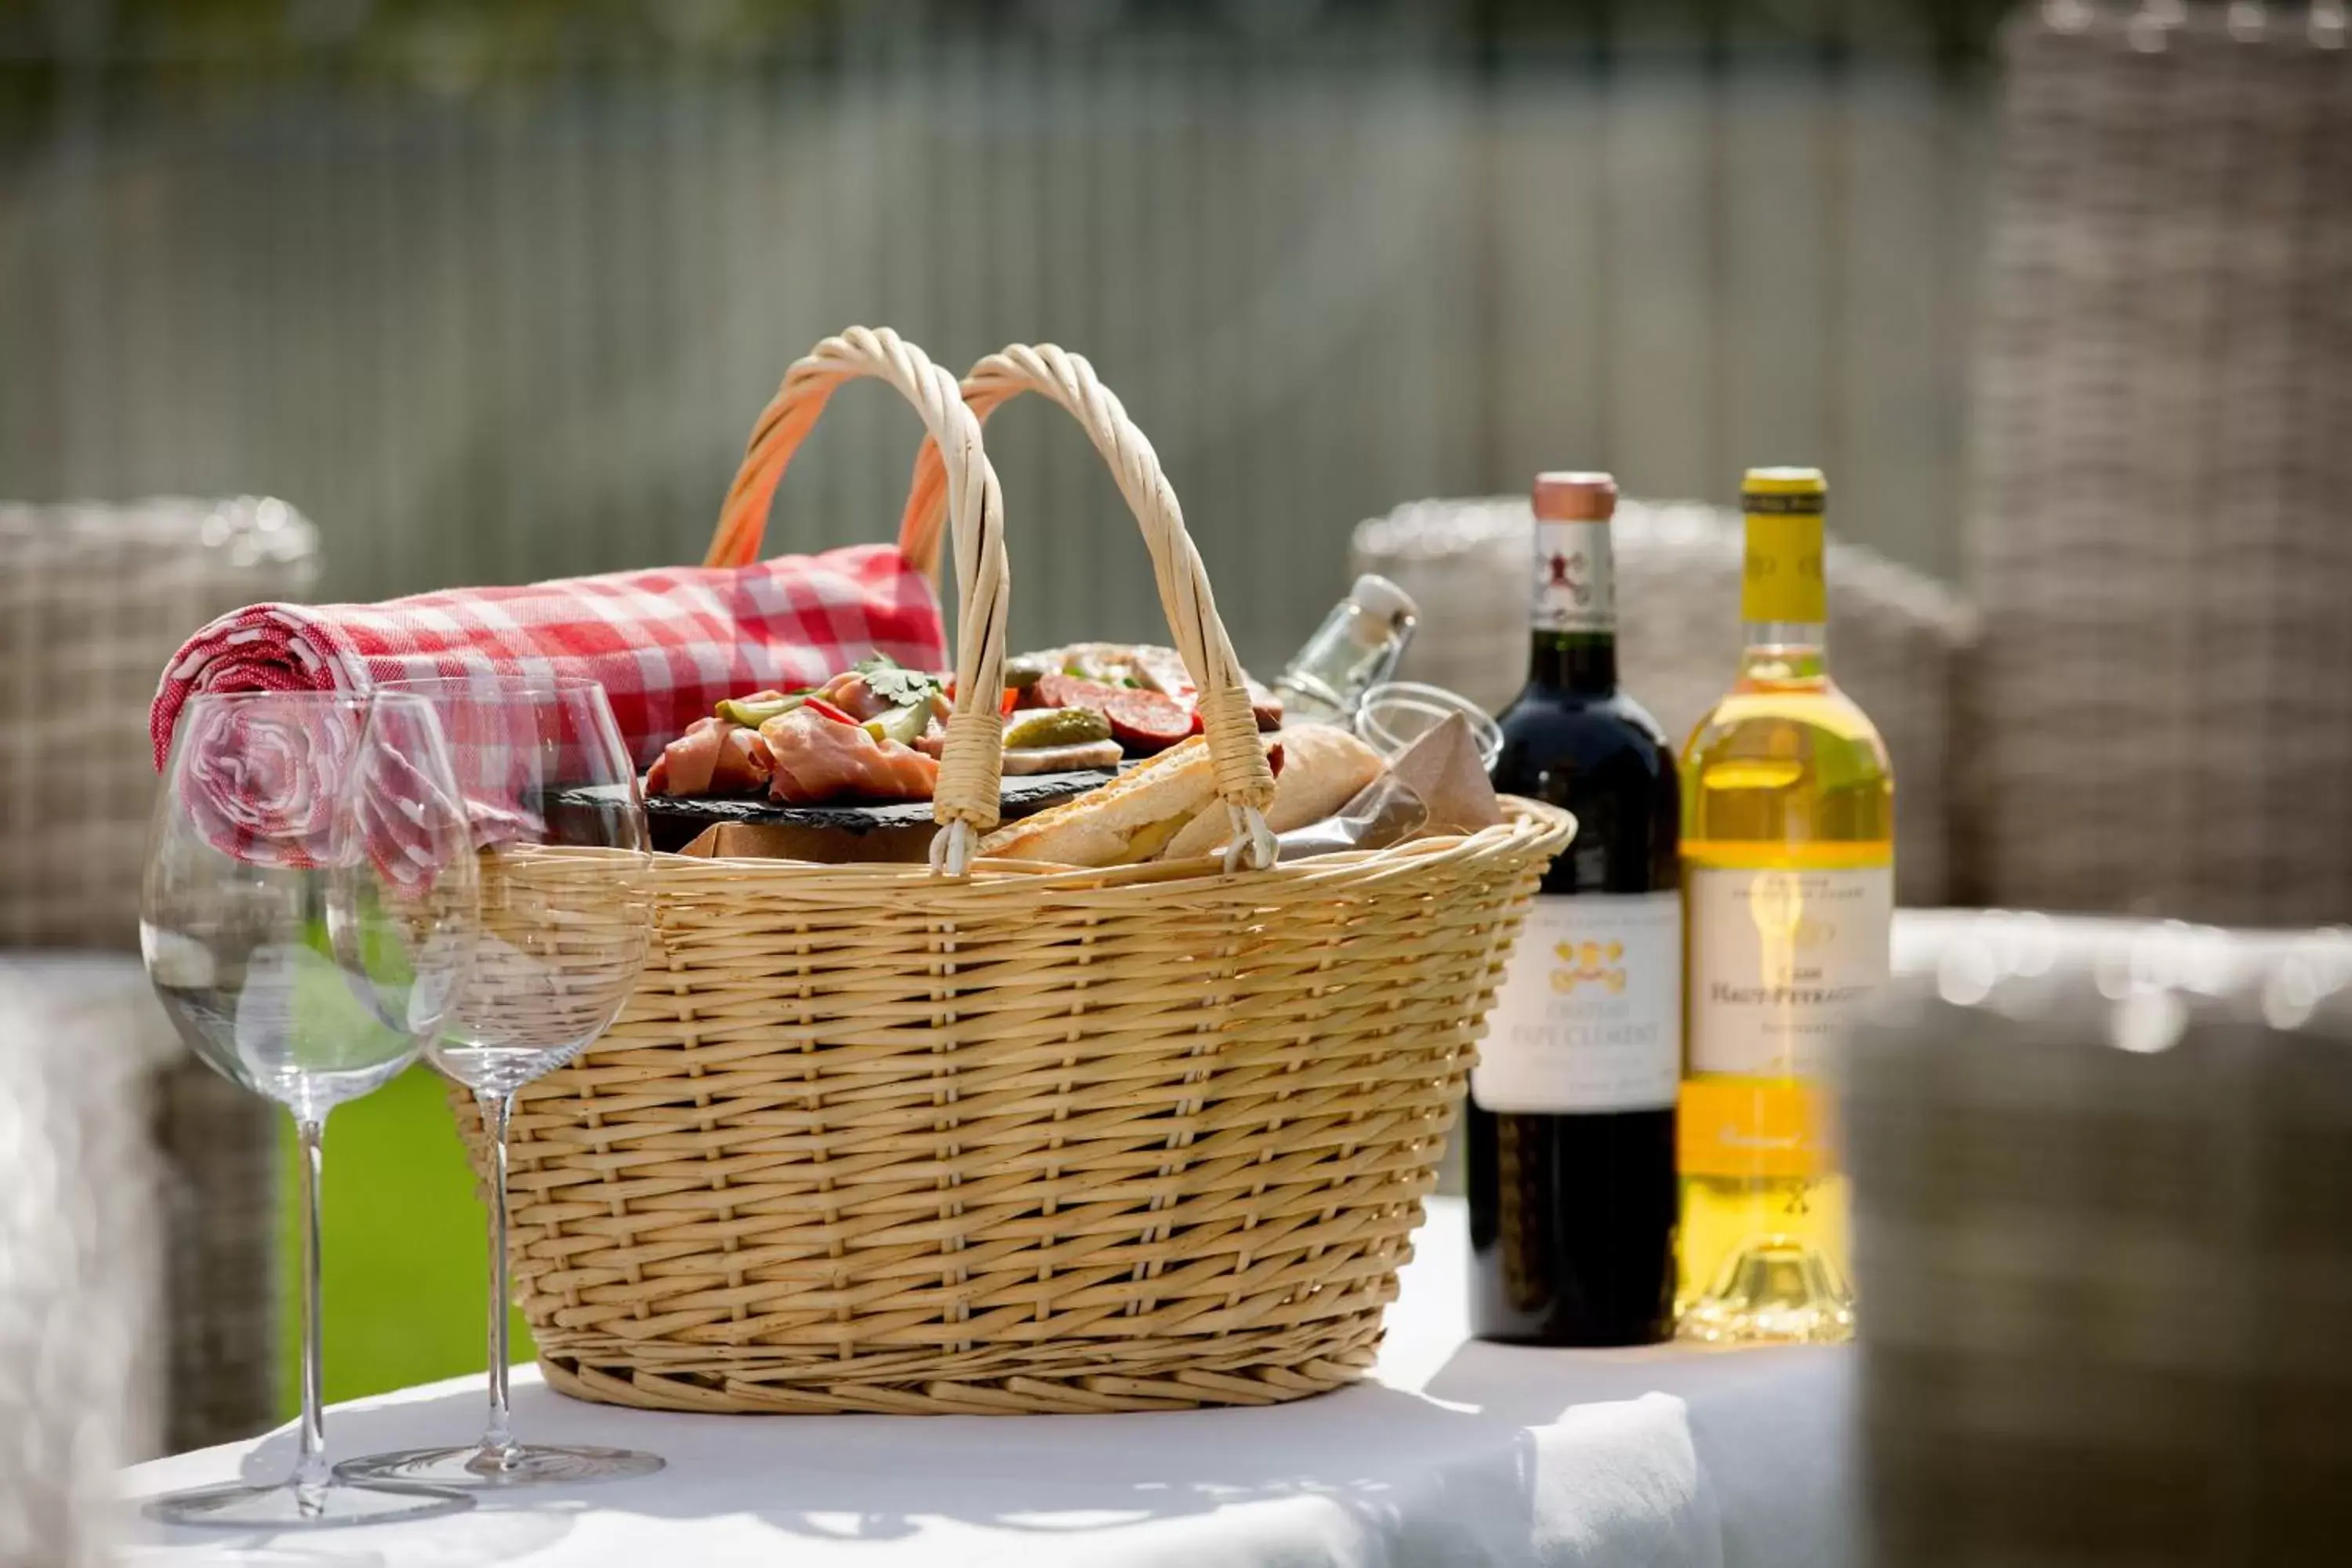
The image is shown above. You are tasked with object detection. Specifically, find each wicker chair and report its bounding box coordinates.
[0,496,318,1454]
[0,973,154,1567]
[1356,495,1970,907]
[1963,1,2352,924]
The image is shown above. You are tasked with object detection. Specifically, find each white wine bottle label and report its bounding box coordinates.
[1533,521,1615,634]
[1474,891,1681,1112]
[1686,863,1893,1076]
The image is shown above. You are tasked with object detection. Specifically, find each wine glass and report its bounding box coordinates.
[138,691,477,1529]
[1356,681,1504,772]
[337,675,662,1490]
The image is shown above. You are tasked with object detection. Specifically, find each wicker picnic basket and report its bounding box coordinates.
[466,328,1571,1415]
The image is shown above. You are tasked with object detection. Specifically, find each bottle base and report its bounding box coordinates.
[1469,1324,1677,1350]
[1675,1233,1854,1345]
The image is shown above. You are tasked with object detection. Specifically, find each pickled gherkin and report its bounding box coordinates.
[862,702,934,749]
[716,690,808,728]
[1004,706,1113,749]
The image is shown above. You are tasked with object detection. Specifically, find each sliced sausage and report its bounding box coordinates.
[1034,673,1124,713]
[1101,688,1194,753]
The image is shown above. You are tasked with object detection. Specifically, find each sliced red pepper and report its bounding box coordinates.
[1000,687,1019,717]
[803,696,859,727]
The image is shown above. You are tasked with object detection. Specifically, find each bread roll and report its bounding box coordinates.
[1159,723,1385,861]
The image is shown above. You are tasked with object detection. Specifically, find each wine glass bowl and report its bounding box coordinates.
[137,691,477,1529]
[143,694,443,1119]
[432,843,650,1098]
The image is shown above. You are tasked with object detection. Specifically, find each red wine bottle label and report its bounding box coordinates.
[1474,891,1680,1112]
[1532,521,1614,634]
[1686,862,1893,1076]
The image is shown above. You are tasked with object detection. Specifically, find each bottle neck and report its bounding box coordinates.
[1527,630,1618,696]
[1738,501,1828,651]
[1528,516,1617,697]
[1737,621,1828,685]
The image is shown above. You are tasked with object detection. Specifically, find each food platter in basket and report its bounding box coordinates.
[544,768,1120,856]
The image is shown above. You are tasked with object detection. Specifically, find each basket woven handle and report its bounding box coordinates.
[898,344,1279,871]
[701,326,1008,875]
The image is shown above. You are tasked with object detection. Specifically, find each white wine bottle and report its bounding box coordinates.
[1676,466,1893,1345]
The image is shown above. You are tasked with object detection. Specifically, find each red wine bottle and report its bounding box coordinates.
[1468,471,1681,1346]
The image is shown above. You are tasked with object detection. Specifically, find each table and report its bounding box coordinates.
[124,1198,1854,1567]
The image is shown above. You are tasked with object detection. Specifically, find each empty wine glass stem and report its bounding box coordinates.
[294,1116,331,1510]
[480,1090,518,1457]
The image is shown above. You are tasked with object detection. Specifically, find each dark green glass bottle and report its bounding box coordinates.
[1468,471,1681,1346]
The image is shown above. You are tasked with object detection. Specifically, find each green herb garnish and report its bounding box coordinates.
[854,654,942,710]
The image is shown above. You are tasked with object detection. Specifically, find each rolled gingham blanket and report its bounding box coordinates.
[150,543,946,771]
[167,688,470,886]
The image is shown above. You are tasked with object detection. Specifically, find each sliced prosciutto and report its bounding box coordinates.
[759,706,939,804]
[647,717,774,797]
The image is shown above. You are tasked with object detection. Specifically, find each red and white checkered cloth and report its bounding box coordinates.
[151,543,946,771]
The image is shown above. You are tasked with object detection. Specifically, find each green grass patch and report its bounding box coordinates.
[278,1066,535,1415]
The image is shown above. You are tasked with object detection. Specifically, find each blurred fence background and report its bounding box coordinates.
[0,0,2001,671]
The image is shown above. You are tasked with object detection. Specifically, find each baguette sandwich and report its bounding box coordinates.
[1158,723,1386,861]
[975,736,1219,866]
[978,735,1278,867]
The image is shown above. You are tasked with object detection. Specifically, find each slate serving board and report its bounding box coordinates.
[545,770,1119,855]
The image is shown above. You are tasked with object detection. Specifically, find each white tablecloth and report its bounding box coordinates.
[123,1198,1853,1567]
